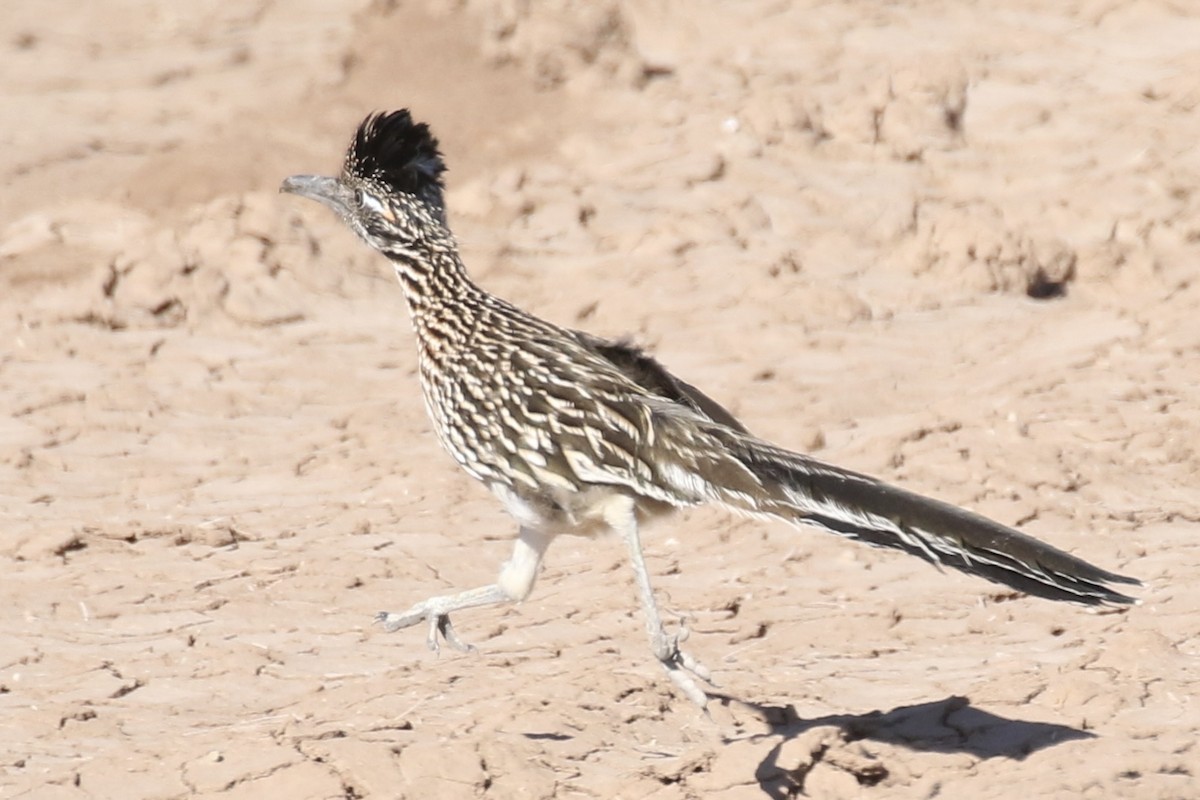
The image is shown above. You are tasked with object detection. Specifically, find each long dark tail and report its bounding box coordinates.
[660,417,1140,605]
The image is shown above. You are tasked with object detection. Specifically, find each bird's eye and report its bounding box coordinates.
[357,190,386,215]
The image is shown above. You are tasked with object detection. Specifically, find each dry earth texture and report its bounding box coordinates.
[2,1,1198,798]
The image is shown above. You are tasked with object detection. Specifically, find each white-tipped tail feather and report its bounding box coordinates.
[654,414,1139,606]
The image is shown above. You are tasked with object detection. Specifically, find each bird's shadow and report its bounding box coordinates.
[711,694,1093,798]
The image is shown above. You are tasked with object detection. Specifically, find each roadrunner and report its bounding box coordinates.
[281,110,1139,708]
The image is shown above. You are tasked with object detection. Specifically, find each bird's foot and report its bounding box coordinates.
[376,602,476,653]
[651,616,716,711]
[376,584,511,653]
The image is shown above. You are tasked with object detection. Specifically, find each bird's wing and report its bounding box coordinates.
[572,331,750,435]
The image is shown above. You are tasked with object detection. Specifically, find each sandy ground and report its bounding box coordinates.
[3,1,1199,797]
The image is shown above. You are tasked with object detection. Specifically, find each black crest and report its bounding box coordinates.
[346,110,446,214]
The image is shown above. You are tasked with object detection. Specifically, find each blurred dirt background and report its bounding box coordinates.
[2,1,1198,797]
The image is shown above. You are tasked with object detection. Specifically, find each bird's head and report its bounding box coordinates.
[281,110,448,255]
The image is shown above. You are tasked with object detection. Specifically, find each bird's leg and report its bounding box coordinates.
[377,526,553,652]
[606,497,713,711]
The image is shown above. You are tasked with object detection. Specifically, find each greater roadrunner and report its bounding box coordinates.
[281,110,1139,709]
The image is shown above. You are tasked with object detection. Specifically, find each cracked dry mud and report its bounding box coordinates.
[3,1,1199,798]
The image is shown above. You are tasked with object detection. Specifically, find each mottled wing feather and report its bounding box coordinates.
[573,332,750,434]
[460,336,675,502]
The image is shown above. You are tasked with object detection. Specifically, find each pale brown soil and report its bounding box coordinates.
[2,1,1198,798]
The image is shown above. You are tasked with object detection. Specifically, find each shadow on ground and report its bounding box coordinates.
[722,695,1093,797]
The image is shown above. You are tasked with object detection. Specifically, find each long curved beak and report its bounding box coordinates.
[280,174,353,218]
